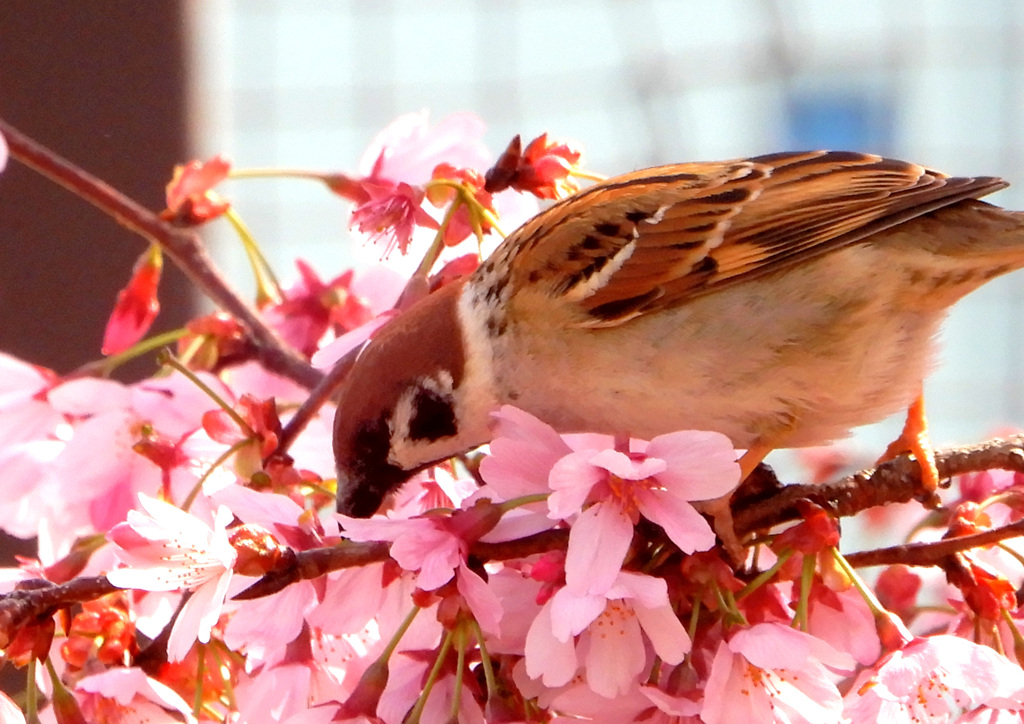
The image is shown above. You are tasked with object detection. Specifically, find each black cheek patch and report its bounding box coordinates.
[408,387,458,441]
[338,415,411,517]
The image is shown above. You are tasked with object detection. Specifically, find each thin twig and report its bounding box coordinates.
[844,519,1024,568]
[274,346,359,457]
[0,118,322,390]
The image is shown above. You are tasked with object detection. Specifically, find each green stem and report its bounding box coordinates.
[449,625,468,722]
[795,554,815,632]
[470,618,498,703]
[182,439,252,512]
[831,548,887,617]
[224,208,282,305]
[25,659,37,724]
[229,168,335,181]
[414,195,463,279]
[193,642,207,719]
[378,605,421,664]
[159,350,254,436]
[406,630,454,724]
[497,493,551,513]
[736,548,795,600]
[96,328,189,376]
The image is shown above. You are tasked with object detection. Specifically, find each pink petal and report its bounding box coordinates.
[77,668,196,724]
[639,685,702,717]
[633,602,690,664]
[223,581,316,657]
[481,406,573,501]
[701,644,770,724]
[586,448,666,480]
[549,587,605,640]
[583,606,645,698]
[0,352,51,395]
[605,570,669,609]
[48,377,132,416]
[564,502,632,595]
[525,601,578,687]
[636,488,717,554]
[211,483,304,529]
[310,311,395,369]
[457,564,502,636]
[646,430,740,501]
[359,111,489,183]
[547,452,605,519]
[0,692,23,724]
[167,570,232,662]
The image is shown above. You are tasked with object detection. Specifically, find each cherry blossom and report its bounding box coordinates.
[106,494,236,661]
[485,132,585,199]
[843,635,1024,723]
[344,111,488,263]
[263,260,374,357]
[0,352,61,446]
[102,244,163,355]
[349,178,440,258]
[163,154,231,224]
[344,111,538,275]
[338,506,503,634]
[548,430,740,593]
[524,569,690,698]
[76,667,197,724]
[702,622,855,724]
[356,110,491,185]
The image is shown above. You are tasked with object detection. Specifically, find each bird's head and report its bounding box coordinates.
[332,280,494,516]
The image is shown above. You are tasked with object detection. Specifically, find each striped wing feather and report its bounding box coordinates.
[497,150,1007,327]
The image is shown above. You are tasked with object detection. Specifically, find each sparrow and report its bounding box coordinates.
[333,149,1024,526]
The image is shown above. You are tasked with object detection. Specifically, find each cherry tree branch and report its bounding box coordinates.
[274,346,359,456]
[0,577,116,649]
[0,118,323,390]
[734,433,1024,536]
[844,519,1024,568]
[4,435,1024,639]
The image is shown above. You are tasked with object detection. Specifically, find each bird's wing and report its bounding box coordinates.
[494,150,1006,327]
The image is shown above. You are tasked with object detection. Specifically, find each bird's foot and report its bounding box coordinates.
[878,392,940,499]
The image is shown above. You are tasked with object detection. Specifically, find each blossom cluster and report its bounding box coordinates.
[1,111,1024,724]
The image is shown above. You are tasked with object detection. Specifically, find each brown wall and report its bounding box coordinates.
[0,0,190,695]
[0,1,192,374]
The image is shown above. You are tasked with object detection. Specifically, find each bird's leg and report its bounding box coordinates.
[695,442,774,567]
[878,392,940,497]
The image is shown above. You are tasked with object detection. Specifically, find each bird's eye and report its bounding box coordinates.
[407,386,457,441]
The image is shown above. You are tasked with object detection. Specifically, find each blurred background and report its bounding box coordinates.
[3,1,1024,508]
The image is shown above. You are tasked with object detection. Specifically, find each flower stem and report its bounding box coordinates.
[795,554,815,632]
[193,642,207,719]
[736,548,794,600]
[158,349,254,436]
[182,439,252,512]
[224,208,282,306]
[93,328,189,376]
[449,625,468,721]
[407,630,454,724]
[470,618,498,702]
